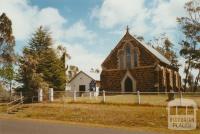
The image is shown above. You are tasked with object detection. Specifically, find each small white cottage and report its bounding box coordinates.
[66,71,100,93]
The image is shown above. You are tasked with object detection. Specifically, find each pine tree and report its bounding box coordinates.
[37,49,66,90]
[17,26,66,94]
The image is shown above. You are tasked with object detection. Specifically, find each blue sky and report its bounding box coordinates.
[0,0,189,75]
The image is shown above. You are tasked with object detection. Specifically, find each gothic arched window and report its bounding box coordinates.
[119,53,124,69]
[126,46,131,69]
[134,49,138,67]
[118,44,140,69]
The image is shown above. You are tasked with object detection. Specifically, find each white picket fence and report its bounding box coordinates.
[32,88,200,106]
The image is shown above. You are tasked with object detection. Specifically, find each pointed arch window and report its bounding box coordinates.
[118,43,140,69]
[119,53,124,69]
[126,46,131,69]
[134,49,138,67]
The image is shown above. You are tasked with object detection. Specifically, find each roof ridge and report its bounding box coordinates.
[131,34,171,65]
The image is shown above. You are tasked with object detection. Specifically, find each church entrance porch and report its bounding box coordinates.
[125,77,133,92]
[121,71,136,92]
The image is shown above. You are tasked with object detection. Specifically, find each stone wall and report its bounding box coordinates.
[102,39,157,70]
[100,66,157,92]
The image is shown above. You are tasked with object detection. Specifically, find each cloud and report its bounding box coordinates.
[36,7,67,40]
[0,0,96,43]
[92,0,150,35]
[0,0,67,41]
[92,0,187,36]
[56,42,104,72]
[0,0,101,70]
[91,0,191,78]
[151,0,187,34]
[64,20,97,44]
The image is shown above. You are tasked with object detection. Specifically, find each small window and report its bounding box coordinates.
[79,85,86,92]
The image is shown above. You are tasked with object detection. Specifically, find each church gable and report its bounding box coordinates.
[102,31,158,70]
[100,29,180,92]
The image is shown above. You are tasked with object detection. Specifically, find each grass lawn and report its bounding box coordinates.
[55,94,200,106]
[0,103,7,113]
[0,102,199,134]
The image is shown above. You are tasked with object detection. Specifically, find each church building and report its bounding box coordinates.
[100,28,181,92]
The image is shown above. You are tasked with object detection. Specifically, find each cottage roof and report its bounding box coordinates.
[85,70,100,81]
[69,71,100,83]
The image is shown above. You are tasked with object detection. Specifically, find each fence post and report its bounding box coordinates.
[137,90,141,104]
[103,90,106,103]
[49,88,54,102]
[89,92,92,99]
[180,91,182,105]
[73,90,76,102]
[38,88,43,102]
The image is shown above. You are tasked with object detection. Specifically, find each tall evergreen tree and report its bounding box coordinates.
[17,48,47,94]
[37,48,66,90]
[17,27,66,94]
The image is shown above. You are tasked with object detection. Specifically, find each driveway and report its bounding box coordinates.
[0,118,157,134]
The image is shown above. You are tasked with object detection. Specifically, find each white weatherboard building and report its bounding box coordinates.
[66,71,100,93]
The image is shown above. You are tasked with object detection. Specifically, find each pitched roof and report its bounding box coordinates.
[133,35,171,65]
[102,31,171,66]
[69,71,97,83]
[84,70,100,81]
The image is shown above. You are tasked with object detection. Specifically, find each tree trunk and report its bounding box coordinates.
[9,80,12,101]
[183,59,191,92]
[194,69,200,92]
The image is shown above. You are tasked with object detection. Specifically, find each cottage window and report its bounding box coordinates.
[126,46,131,69]
[134,49,138,67]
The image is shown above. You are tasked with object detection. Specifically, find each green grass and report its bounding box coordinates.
[0,103,7,113]
[55,94,200,106]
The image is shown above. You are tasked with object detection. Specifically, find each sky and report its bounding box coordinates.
[0,0,190,76]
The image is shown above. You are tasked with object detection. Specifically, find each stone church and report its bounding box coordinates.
[100,28,181,92]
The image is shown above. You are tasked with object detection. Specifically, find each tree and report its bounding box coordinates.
[57,45,71,61]
[37,49,66,90]
[148,34,179,68]
[57,45,71,72]
[17,49,48,95]
[0,13,15,63]
[90,68,100,73]
[177,0,200,91]
[17,27,66,94]
[0,13,15,98]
